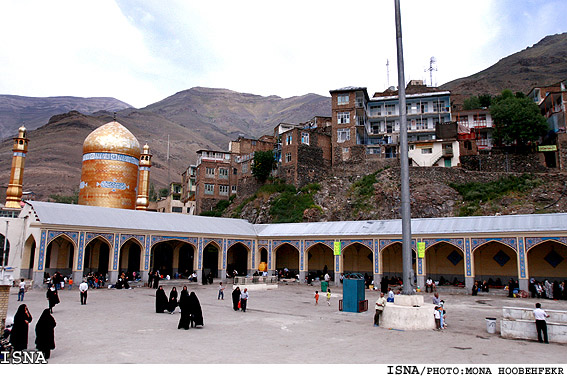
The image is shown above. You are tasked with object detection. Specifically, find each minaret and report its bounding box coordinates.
[136,143,152,210]
[5,125,29,209]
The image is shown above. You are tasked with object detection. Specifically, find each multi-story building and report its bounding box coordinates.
[195,149,236,214]
[277,117,332,186]
[453,109,494,151]
[528,79,566,134]
[155,182,195,214]
[181,165,197,203]
[329,81,458,167]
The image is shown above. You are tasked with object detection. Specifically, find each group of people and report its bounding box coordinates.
[155,286,204,329]
[2,303,57,360]
[528,279,567,300]
[231,286,249,312]
[471,280,491,295]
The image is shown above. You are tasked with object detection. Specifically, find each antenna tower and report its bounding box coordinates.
[424,56,437,87]
[386,59,390,88]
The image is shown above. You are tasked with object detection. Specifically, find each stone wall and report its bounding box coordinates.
[558,133,567,171]
[237,176,263,198]
[460,150,549,173]
[0,285,9,331]
[332,146,399,177]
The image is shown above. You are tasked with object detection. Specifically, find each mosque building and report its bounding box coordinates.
[0,118,566,319]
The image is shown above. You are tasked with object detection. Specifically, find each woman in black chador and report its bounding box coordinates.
[232,286,241,311]
[187,292,204,328]
[178,286,190,330]
[10,304,33,351]
[168,287,178,314]
[46,285,60,313]
[155,286,168,313]
[35,308,56,359]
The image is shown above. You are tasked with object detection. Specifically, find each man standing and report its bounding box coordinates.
[240,288,249,312]
[374,292,387,327]
[17,279,26,301]
[79,279,89,305]
[533,303,550,343]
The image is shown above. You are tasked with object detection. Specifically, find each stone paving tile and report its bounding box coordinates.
[5,282,567,364]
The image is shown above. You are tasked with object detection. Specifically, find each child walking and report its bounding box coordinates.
[326,289,331,306]
[314,290,319,305]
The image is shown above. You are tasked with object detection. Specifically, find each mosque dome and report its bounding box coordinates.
[83,121,141,158]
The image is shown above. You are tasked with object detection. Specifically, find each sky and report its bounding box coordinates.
[0,0,566,108]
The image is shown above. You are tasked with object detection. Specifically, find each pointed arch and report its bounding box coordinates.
[526,239,567,282]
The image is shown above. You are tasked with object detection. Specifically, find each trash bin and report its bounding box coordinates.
[321,281,328,293]
[485,317,496,334]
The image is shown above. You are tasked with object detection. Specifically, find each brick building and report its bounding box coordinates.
[276,116,332,187]
[195,150,235,214]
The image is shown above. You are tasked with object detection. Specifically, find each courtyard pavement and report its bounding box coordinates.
[5,281,567,364]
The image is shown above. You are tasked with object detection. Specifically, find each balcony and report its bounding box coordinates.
[442,146,453,157]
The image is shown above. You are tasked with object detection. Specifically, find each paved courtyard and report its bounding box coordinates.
[5,281,567,364]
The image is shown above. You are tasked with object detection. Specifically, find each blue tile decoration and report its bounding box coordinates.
[544,250,564,268]
[471,237,516,252]
[85,232,114,247]
[525,237,567,252]
[77,232,85,270]
[341,239,373,251]
[417,257,423,275]
[144,236,151,270]
[251,240,256,269]
[518,238,526,278]
[226,239,252,250]
[119,234,145,249]
[304,240,334,251]
[113,234,119,270]
[268,240,272,270]
[273,240,301,251]
[447,250,463,266]
[300,240,304,270]
[465,239,471,276]
[493,250,511,267]
[423,238,464,252]
[374,240,380,274]
[150,235,198,249]
[38,230,47,270]
[47,230,79,247]
[379,238,416,251]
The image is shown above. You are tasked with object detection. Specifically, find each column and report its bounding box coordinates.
[518,237,528,292]
[373,240,381,290]
[298,240,305,283]
[464,238,474,291]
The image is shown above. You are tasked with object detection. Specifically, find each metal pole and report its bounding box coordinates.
[394,0,413,294]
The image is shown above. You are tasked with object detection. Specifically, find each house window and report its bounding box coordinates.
[369,105,382,116]
[342,147,349,154]
[420,103,428,113]
[421,148,433,154]
[433,100,446,112]
[219,185,229,196]
[409,145,415,150]
[385,104,395,115]
[337,128,350,143]
[204,184,214,195]
[172,207,182,213]
[337,94,349,105]
[231,185,237,193]
[464,141,472,150]
[205,167,215,178]
[285,152,292,163]
[386,122,394,133]
[301,132,309,145]
[242,162,248,174]
[219,168,228,179]
[416,119,427,130]
[367,147,380,155]
[251,140,257,146]
[337,111,350,124]
[286,134,292,145]
[233,168,238,175]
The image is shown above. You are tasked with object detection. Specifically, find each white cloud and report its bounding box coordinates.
[0,0,565,107]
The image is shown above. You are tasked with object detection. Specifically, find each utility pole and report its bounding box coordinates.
[386,59,390,88]
[167,134,171,196]
[394,0,413,295]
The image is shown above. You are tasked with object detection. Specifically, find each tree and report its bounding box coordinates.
[149,183,158,202]
[252,150,276,182]
[463,94,492,110]
[490,89,548,147]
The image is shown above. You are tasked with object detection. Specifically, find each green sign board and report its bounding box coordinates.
[333,241,341,256]
[538,145,557,152]
[417,242,425,258]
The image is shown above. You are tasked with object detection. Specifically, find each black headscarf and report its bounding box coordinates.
[155,286,168,313]
[177,286,191,330]
[188,292,203,327]
[10,304,32,351]
[232,287,241,311]
[47,286,60,307]
[169,287,178,312]
[35,309,56,351]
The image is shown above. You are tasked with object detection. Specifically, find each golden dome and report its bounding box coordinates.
[83,121,141,158]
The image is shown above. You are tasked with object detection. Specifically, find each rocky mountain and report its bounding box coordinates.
[441,33,567,106]
[0,89,331,202]
[140,87,331,147]
[0,95,132,140]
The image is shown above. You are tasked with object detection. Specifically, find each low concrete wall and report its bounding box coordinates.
[381,302,437,330]
[501,306,567,344]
